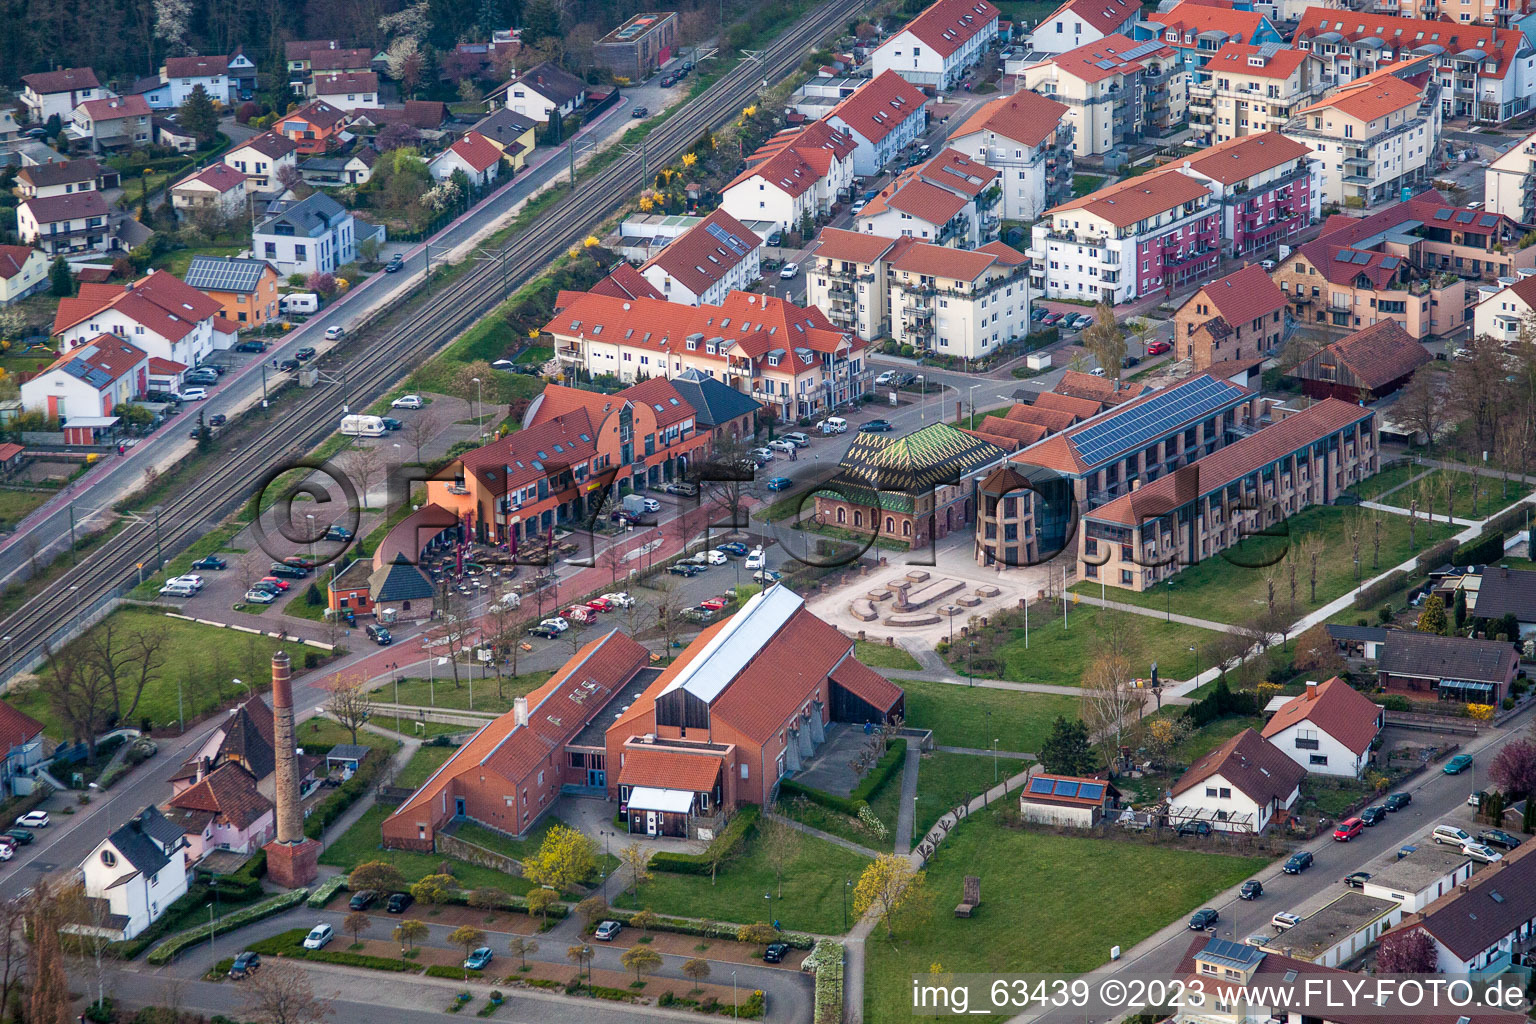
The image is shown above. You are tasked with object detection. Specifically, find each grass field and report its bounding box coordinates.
[1354,462,1420,500]
[394,744,457,789]
[978,607,1221,686]
[855,641,921,672]
[1069,505,1458,625]
[454,818,618,888]
[914,752,1013,838]
[0,489,51,530]
[611,825,870,934]
[863,806,1271,1022]
[901,679,1079,754]
[379,673,554,714]
[4,608,322,737]
[1378,467,1527,517]
[318,805,535,895]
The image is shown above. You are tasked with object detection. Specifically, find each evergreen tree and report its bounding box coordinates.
[1416,594,1447,635]
[1454,589,1468,631]
[1522,797,1534,835]
[178,85,219,146]
[48,257,73,297]
[1038,715,1095,775]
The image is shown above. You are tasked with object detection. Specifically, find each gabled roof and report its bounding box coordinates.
[78,95,150,121]
[1261,677,1381,754]
[0,702,43,754]
[893,0,1000,58]
[1203,41,1316,80]
[1047,168,1211,228]
[255,192,350,238]
[184,256,276,295]
[284,38,339,60]
[729,122,856,197]
[669,368,762,428]
[173,163,246,194]
[53,270,223,341]
[1294,9,1525,81]
[1020,771,1120,807]
[1044,34,1178,84]
[1293,320,1431,390]
[1379,631,1518,684]
[1295,74,1424,121]
[1144,1,1267,45]
[103,806,184,877]
[1410,845,1536,960]
[890,239,1024,282]
[814,227,902,264]
[1171,728,1305,805]
[590,263,665,301]
[164,55,229,78]
[308,48,374,72]
[314,71,379,95]
[1187,264,1288,326]
[1293,239,1405,289]
[826,70,929,145]
[472,108,538,145]
[167,762,272,830]
[281,99,347,130]
[1179,132,1311,186]
[229,130,298,160]
[36,335,147,390]
[641,208,761,297]
[1039,0,1140,36]
[1053,368,1147,405]
[529,378,695,431]
[439,131,502,173]
[0,246,42,282]
[949,90,1069,149]
[22,68,100,94]
[366,100,449,130]
[616,746,724,793]
[514,62,586,106]
[17,158,101,189]
[210,697,277,780]
[1472,566,1536,623]
[21,191,110,225]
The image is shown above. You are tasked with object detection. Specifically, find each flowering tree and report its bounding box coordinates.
[1376,929,1437,974]
[306,272,337,297]
[1490,737,1536,797]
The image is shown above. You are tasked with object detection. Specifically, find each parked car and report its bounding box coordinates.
[860,419,894,432]
[1343,871,1372,889]
[768,439,797,453]
[380,417,402,431]
[1462,841,1504,864]
[1147,340,1172,355]
[754,569,783,584]
[177,387,209,401]
[1359,805,1386,826]
[385,254,404,273]
[386,892,414,913]
[1481,828,1523,849]
[1030,307,1048,322]
[1272,912,1302,930]
[228,951,261,978]
[366,624,392,646]
[269,563,310,578]
[664,481,699,496]
[325,525,354,542]
[1444,754,1474,774]
[764,942,791,963]
[717,541,749,556]
[464,947,495,970]
[1468,790,1486,807]
[695,549,725,566]
[699,596,728,612]
[1122,355,1141,369]
[234,340,268,353]
[302,925,333,950]
[750,446,775,463]
[184,369,219,386]
[1188,908,1219,930]
[1239,880,1262,900]
[1,829,32,846]
[257,576,290,592]
[875,370,899,385]
[15,812,48,829]
[392,394,423,409]
[1384,792,1411,811]
[601,592,634,608]
[1089,367,1106,376]
[192,555,227,570]
[631,106,649,118]
[594,920,622,941]
[745,548,766,570]
[1042,311,1063,325]
[1176,821,1211,838]
[781,432,810,447]
[527,623,561,638]
[324,326,344,341]
[1334,817,1364,841]
[611,509,641,525]
[766,476,792,492]
[641,497,661,513]
[779,262,799,280]
[244,589,277,604]
[668,563,706,577]
[1071,313,1094,330]
[1282,851,1313,874]
[278,358,301,372]
[661,73,677,86]
[349,890,377,911]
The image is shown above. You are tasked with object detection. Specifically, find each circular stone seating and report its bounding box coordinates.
[850,599,878,622]
[885,610,942,626]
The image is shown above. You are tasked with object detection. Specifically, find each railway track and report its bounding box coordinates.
[0,0,866,683]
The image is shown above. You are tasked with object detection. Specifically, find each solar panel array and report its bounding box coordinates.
[1433,208,1453,221]
[1353,250,1372,264]
[184,256,266,294]
[1071,375,1242,468]
[1120,38,1166,61]
[1455,210,1476,224]
[1027,777,1107,800]
[1479,213,1500,228]
[704,222,751,257]
[1201,938,1265,967]
[64,357,113,390]
[1380,256,1400,270]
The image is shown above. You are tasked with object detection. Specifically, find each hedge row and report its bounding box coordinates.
[805,940,844,1024]
[146,889,309,965]
[778,739,905,816]
[1454,531,1506,567]
[443,887,569,919]
[427,964,482,980]
[601,906,814,948]
[1416,539,1459,573]
[650,806,761,875]
[1482,501,1532,538]
[308,875,348,908]
[1353,570,1408,611]
[305,749,389,840]
[206,851,266,901]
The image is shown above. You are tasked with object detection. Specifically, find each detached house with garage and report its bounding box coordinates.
[20,334,149,422]
[1261,677,1384,778]
[170,163,247,220]
[1376,631,1518,706]
[1167,727,1304,833]
[159,56,232,107]
[79,807,188,940]
[873,0,1001,90]
[53,270,224,367]
[183,255,282,328]
[275,100,349,155]
[504,62,587,123]
[69,95,152,152]
[314,72,381,109]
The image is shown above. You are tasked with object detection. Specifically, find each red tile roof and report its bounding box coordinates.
[1045,34,1178,84]
[1171,727,1305,805]
[1299,320,1432,390]
[1030,391,1101,420]
[895,0,1000,58]
[1146,1,1266,46]
[1005,403,1077,433]
[1179,132,1310,186]
[457,413,599,497]
[22,68,100,94]
[1294,240,1404,289]
[1047,168,1211,228]
[530,378,695,432]
[175,163,246,194]
[1187,264,1287,328]
[148,356,187,374]
[814,227,901,264]
[616,747,724,792]
[230,130,298,160]
[1086,397,1372,526]
[590,263,664,301]
[1262,677,1382,755]
[1039,0,1140,36]
[1295,9,1524,81]
[1202,41,1316,80]
[308,48,375,72]
[164,55,229,77]
[827,70,928,145]
[282,100,347,131]
[0,701,43,754]
[915,148,998,198]
[949,90,1068,148]
[53,270,223,341]
[1053,368,1147,405]
[167,762,273,830]
[1297,76,1424,121]
[38,334,147,388]
[641,208,762,298]
[78,95,151,121]
[444,130,502,173]
[314,71,379,95]
[0,246,40,281]
[890,240,1022,280]
[21,191,110,226]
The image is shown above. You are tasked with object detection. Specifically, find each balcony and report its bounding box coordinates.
[902,304,933,320]
[557,345,582,359]
[1188,100,1214,114]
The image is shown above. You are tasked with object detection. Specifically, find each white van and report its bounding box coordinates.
[818,416,848,435]
[340,414,386,437]
[280,292,320,315]
[1271,912,1301,930]
[159,580,197,598]
[1433,824,1473,846]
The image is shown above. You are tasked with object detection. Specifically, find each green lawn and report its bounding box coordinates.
[1070,505,1458,625]
[914,752,1014,838]
[318,805,535,895]
[611,825,870,934]
[778,794,891,852]
[901,679,1079,755]
[153,244,243,279]
[855,641,921,672]
[976,607,1222,686]
[1354,462,1421,500]
[379,672,553,714]
[513,345,553,365]
[4,608,322,738]
[299,717,399,757]
[1378,467,1526,518]
[394,744,457,789]
[454,818,618,887]
[1071,173,1107,198]
[0,489,50,530]
[1298,776,1373,818]
[864,806,1271,1022]
[1177,715,1262,762]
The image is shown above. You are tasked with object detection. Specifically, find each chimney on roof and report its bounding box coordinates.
[1305,680,1319,700]
[514,696,529,727]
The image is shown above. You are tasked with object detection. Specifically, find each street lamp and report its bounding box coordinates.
[470,376,484,438]
[733,970,739,1019]
[993,737,999,783]
[1164,579,1172,622]
[842,877,851,931]
[967,382,982,425]
[1189,642,1200,685]
[306,512,316,567]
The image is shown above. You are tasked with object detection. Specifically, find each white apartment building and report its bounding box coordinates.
[252,193,357,277]
[873,0,1000,90]
[1485,125,1536,223]
[224,131,299,190]
[1022,35,1188,157]
[640,208,763,307]
[856,148,1000,247]
[17,192,114,256]
[887,240,1031,360]
[1189,42,1328,145]
[1473,268,1536,343]
[824,71,929,178]
[1282,69,1442,205]
[807,228,910,341]
[53,270,224,367]
[1027,0,1141,55]
[945,90,1074,221]
[720,121,858,236]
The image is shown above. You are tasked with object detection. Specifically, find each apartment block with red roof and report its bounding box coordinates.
[1078,398,1377,592]
[1292,10,1528,120]
[945,90,1073,220]
[822,70,930,177]
[53,270,225,367]
[1026,0,1142,55]
[1029,168,1220,303]
[1173,131,1319,259]
[1131,1,1283,71]
[1173,263,1290,368]
[1187,42,1328,146]
[873,0,1000,90]
[720,120,859,235]
[639,209,762,307]
[888,240,1032,359]
[855,147,1001,247]
[807,228,913,339]
[1281,61,1443,206]
[1021,35,1188,157]
[545,290,870,422]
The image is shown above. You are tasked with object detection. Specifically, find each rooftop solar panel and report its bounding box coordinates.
[1120,39,1165,60]
[1054,781,1080,798]
[1079,783,1105,800]
[1334,251,1353,262]
[1202,938,1265,966]
[1455,210,1475,224]
[1069,375,1244,469]
[1479,213,1500,228]
[1028,777,1054,793]
[1352,250,1372,264]
[1379,256,1400,270]
[1433,208,1453,221]
[704,222,750,257]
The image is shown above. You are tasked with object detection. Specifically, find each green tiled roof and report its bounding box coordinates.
[817,421,1005,514]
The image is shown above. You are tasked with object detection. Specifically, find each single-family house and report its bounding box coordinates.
[1260,677,1383,778]
[824,70,930,177]
[252,193,357,276]
[164,762,274,861]
[15,158,110,199]
[471,109,537,172]
[505,62,587,123]
[872,0,1001,90]
[20,334,149,424]
[639,208,762,307]
[1172,264,1289,371]
[224,131,299,189]
[274,100,349,154]
[313,72,380,109]
[1377,631,1518,705]
[172,695,321,804]
[126,75,174,110]
[298,147,378,186]
[160,56,231,107]
[154,117,199,152]
[70,95,152,152]
[0,246,51,305]
[1167,727,1304,833]
[170,163,248,220]
[79,807,189,940]
[1471,566,1536,639]
[426,131,503,187]
[183,255,282,328]
[20,68,107,124]
[53,271,224,367]
[307,48,374,89]
[17,192,114,256]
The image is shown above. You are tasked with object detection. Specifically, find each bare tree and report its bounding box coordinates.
[400,408,444,463]
[238,551,267,597]
[600,540,628,587]
[25,880,68,1024]
[1370,506,1384,570]
[1418,477,1436,526]
[242,962,333,1024]
[618,842,651,901]
[324,670,375,745]
[78,621,166,725]
[1398,365,1444,445]
[424,584,472,690]
[652,580,687,655]
[693,435,752,537]
[40,642,114,762]
[1080,652,1143,766]
[60,882,118,1013]
[756,815,798,899]
[345,445,385,510]
[0,898,26,1020]
[1284,550,1299,620]
[1297,533,1325,604]
[484,597,522,699]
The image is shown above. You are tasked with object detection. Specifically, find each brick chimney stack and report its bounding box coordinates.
[264,650,320,886]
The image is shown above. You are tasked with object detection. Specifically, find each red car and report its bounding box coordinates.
[1147,340,1172,356]
[1333,817,1364,841]
[259,576,292,591]
[699,597,728,612]
[586,598,613,613]
[1042,311,1064,325]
